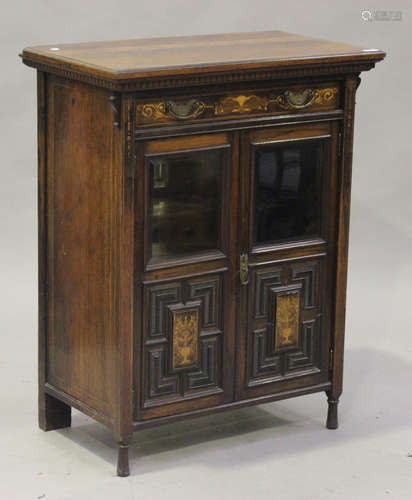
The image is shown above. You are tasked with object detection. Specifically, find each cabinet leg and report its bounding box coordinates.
[326,393,339,429]
[117,442,130,477]
[39,392,71,431]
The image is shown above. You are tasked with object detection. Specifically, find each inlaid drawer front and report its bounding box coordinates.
[135,84,340,126]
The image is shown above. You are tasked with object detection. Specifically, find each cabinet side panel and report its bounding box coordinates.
[46,75,117,419]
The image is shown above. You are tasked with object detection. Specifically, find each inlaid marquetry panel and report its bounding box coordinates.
[169,302,200,372]
[134,83,340,127]
[141,273,224,411]
[274,289,301,352]
[248,257,324,387]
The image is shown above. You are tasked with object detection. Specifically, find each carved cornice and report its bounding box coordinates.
[22,56,376,92]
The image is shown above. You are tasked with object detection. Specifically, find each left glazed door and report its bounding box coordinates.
[135,132,239,420]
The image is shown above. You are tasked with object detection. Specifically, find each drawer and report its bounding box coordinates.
[134,82,341,127]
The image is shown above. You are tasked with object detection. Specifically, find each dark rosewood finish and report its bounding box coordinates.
[21,31,385,476]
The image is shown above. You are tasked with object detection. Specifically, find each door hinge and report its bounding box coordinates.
[337,132,343,157]
[329,348,334,372]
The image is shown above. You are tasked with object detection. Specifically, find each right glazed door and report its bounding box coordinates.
[236,121,340,400]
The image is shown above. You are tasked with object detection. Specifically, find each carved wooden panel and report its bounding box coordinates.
[148,283,181,339]
[252,329,281,378]
[135,84,339,126]
[291,260,319,309]
[188,277,221,329]
[141,274,224,410]
[148,346,179,398]
[187,336,221,390]
[287,319,318,371]
[248,257,324,387]
[254,268,282,319]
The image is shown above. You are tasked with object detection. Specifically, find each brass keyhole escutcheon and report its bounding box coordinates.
[240,253,249,286]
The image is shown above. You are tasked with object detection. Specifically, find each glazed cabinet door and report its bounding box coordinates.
[135,132,238,420]
[236,122,339,400]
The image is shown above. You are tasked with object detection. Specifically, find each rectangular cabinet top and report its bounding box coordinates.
[21,30,385,90]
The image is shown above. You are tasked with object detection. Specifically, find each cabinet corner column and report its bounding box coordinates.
[113,93,135,476]
[329,74,361,409]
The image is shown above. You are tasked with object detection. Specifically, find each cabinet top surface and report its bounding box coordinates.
[22,30,385,81]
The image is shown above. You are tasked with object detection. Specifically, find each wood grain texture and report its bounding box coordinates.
[133,382,332,430]
[45,75,118,420]
[37,70,48,426]
[275,291,300,351]
[37,71,73,431]
[134,84,340,127]
[236,120,337,401]
[21,31,385,91]
[136,131,238,421]
[328,75,360,402]
[114,93,135,445]
[171,306,200,371]
[22,31,385,78]
[22,31,385,476]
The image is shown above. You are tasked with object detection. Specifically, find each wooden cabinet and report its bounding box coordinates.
[21,30,385,476]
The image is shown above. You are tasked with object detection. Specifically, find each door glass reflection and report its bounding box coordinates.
[149,149,223,262]
[254,140,323,245]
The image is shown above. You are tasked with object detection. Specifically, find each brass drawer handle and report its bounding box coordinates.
[165,99,205,120]
[240,253,249,286]
[283,88,315,109]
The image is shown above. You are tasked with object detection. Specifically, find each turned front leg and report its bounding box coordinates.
[117,442,130,477]
[326,392,339,429]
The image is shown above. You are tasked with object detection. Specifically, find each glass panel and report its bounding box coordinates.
[149,149,223,262]
[254,140,323,245]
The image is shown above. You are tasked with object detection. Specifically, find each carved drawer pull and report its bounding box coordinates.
[165,99,204,120]
[283,88,315,109]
